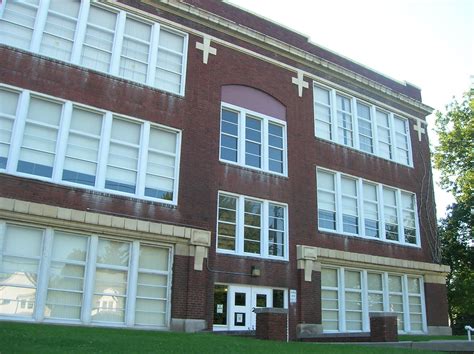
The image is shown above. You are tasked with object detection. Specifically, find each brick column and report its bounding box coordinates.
[254,308,288,341]
[370,312,398,342]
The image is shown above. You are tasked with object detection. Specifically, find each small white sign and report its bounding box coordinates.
[216,304,223,314]
[290,289,297,303]
[236,313,243,323]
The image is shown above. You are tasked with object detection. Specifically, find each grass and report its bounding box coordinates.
[0,321,449,353]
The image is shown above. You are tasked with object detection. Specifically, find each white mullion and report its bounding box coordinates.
[30,0,50,53]
[335,173,343,233]
[82,234,98,324]
[35,227,53,321]
[330,89,337,142]
[146,23,160,86]
[402,275,410,332]
[110,11,126,76]
[358,179,365,238]
[0,1,6,17]
[406,119,414,167]
[70,0,90,64]
[382,272,390,312]
[261,201,269,257]
[371,106,378,156]
[0,222,6,270]
[396,189,403,244]
[378,184,386,242]
[388,112,396,162]
[6,90,30,173]
[414,194,421,246]
[419,277,428,333]
[352,98,359,150]
[283,123,288,175]
[137,121,149,198]
[284,205,289,260]
[262,119,269,172]
[238,111,245,166]
[237,196,245,254]
[172,131,182,205]
[52,101,72,181]
[96,112,113,189]
[361,270,369,332]
[126,240,140,326]
[339,267,346,332]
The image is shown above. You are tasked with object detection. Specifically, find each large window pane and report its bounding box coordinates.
[341,177,358,234]
[0,88,19,169]
[243,199,261,254]
[45,232,88,320]
[156,29,185,94]
[17,97,62,178]
[0,0,39,50]
[92,239,130,323]
[217,194,237,251]
[317,170,336,230]
[314,86,332,140]
[337,94,353,147]
[0,224,43,318]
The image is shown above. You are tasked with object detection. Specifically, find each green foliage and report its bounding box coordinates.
[433,91,474,205]
[433,91,474,333]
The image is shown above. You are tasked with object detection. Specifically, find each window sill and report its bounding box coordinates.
[317,228,421,248]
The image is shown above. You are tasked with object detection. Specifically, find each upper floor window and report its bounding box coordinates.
[313,83,413,166]
[316,168,420,247]
[217,192,288,260]
[0,0,188,95]
[219,85,287,176]
[0,84,181,204]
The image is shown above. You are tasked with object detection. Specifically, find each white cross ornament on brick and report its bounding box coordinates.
[196,36,217,64]
[291,70,309,97]
[413,119,426,141]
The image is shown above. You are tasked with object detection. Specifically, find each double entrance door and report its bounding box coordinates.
[228,285,272,331]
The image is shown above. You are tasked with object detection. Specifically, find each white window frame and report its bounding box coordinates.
[0,84,182,206]
[321,266,427,334]
[316,167,420,247]
[0,220,173,329]
[313,82,413,167]
[0,0,188,96]
[219,102,288,177]
[216,191,289,261]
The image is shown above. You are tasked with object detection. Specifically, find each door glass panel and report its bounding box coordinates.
[256,294,267,307]
[234,292,246,306]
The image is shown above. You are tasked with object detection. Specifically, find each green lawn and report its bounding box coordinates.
[399,334,468,342]
[0,322,447,353]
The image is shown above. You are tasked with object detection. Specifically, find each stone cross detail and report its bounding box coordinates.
[291,70,309,97]
[196,36,216,64]
[413,119,426,141]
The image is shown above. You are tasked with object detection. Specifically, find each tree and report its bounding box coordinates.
[433,90,474,333]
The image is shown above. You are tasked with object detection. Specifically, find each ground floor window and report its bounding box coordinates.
[213,284,287,331]
[321,266,426,333]
[0,221,172,328]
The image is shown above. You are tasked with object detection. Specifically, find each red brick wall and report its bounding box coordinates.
[425,282,450,326]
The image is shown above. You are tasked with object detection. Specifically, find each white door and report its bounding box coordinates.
[229,286,252,330]
[228,286,273,330]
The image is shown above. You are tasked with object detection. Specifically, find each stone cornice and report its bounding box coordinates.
[124,0,434,116]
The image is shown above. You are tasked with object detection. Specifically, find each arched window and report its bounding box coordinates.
[219,85,287,175]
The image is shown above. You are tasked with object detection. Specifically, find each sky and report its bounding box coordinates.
[230,0,473,219]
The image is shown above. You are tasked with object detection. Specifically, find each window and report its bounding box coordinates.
[388,275,404,330]
[0,222,172,328]
[394,116,410,165]
[376,110,392,160]
[341,177,358,234]
[0,0,188,95]
[219,103,287,175]
[344,270,362,331]
[357,102,373,153]
[336,94,353,147]
[317,170,336,231]
[321,268,339,331]
[39,1,80,62]
[217,192,288,260]
[0,85,181,205]
[316,168,420,246]
[0,88,19,169]
[321,267,426,333]
[313,83,412,166]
